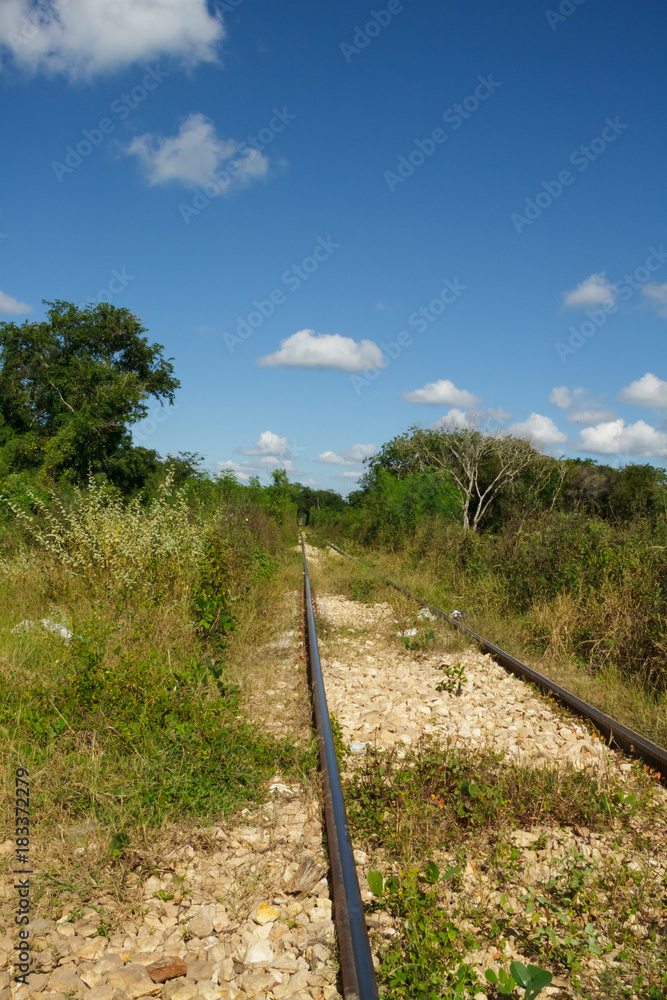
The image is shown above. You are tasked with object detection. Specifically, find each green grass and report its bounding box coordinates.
[344,737,667,1000]
[0,493,310,927]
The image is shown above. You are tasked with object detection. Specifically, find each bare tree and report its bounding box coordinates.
[411,424,537,530]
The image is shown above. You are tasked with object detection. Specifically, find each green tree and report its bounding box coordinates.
[0,300,180,481]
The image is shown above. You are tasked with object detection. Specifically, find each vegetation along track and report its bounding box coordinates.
[301,537,667,999]
[323,540,667,784]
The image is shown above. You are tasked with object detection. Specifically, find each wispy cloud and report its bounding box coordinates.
[562,272,616,309]
[126,113,269,190]
[549,385,616,425]
[641,282,667,318]
[0,0,223,80]
[0,290,32,314]
[401,378,482,407]
[257,329,383,372]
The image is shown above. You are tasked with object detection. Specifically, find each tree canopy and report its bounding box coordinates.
[0,300,179,482]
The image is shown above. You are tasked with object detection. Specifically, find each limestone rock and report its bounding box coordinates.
[244,939,274,966]
[162,980,198,1000]
[106,963,162,998]
[86,985,113,1000]
[48,968,88,996]
[187,906,215,939]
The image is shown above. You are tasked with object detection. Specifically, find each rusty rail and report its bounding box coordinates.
[301,537,379,1000]
[324,539,667,782]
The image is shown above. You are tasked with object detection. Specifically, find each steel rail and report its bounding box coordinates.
[301,537,379,1000]
[324,539,667,782]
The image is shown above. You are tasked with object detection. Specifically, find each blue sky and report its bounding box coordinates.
[1,0,666,491]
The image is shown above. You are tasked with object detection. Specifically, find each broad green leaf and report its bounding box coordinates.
[424,861,440,883]
[367,870,383,896]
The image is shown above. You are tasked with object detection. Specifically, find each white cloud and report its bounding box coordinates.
[126,113,269,190]
[509,413,567,446]
[642,282,667,318]
[0,290,32,314]
[618,372,667,409]
[401,379,482,407]
[565,407,617,425]
[257,329,383,372]
[562,272,616,309]
[237,431,292,459]
[0,0,223,80]
[433,408,474,430]
[578,419,667,457]
[316,444,375,466]
[334,470,363,479]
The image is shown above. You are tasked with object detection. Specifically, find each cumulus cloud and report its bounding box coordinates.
[401,379,482,407]
[316,444,375,466]
[562,272,616,309]
[0,290,32,314]
[257,329,383,372]
[237,430,292,458]
[618,372,667,409]
[0,0,223,80]
[509,413,567,446]
[578,419,667,457]
[642,282,667,318]
[126,113,269,190]
[334,470,363,479]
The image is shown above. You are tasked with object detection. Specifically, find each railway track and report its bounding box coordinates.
[301,537,378,1000]
[301,535,667,999]
[320,539,667,783]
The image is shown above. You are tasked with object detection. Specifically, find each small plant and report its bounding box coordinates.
[435,661,467,694]
[486,961,552,999]
[394,618,436,651]
[109,832,129,857]
[366,862,477,997]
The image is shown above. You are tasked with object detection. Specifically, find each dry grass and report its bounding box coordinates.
[306,531,667,752]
